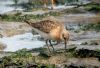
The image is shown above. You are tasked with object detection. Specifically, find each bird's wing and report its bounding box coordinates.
[30,20,63,33]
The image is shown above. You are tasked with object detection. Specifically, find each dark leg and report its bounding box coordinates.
[53,41,59,45]
[65,41,67,50]
[49,40,55,52]
[64,37,69,51]
[64,39,67,51]
[46,39,51,53]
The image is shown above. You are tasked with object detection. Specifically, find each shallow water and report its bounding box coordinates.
[0,0,75,14]
[48,5,75,9]
[0,33,45,52]
[0,0,23,14]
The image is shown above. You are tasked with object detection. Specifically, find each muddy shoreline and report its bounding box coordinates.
[0,13,100,67]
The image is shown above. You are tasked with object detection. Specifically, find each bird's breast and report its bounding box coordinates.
[49,27,61,41]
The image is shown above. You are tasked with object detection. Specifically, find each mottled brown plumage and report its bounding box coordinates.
[25,20,63,33]
[24,19,69,53]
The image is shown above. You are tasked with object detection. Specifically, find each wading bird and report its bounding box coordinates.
[24,20,69,53]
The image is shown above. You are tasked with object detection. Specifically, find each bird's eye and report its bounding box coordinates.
[64,37,66,40]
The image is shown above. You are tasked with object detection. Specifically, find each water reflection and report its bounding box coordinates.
[0,33,45,52]
[0,0,23,14]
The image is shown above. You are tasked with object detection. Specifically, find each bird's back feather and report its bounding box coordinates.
[25,20,63,33]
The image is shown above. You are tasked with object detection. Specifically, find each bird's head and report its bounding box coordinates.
[61,29,70,49]
[62,30,69,40]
